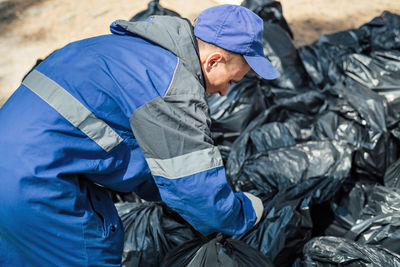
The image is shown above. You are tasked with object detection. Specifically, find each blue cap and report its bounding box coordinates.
[194,5,279,80]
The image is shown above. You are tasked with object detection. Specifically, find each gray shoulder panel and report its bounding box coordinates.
[130,94,212,159]
[130,57,221,178]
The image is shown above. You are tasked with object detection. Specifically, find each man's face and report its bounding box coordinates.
[202,52,251,96]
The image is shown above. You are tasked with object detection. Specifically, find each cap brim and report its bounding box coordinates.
[244,55,279,80]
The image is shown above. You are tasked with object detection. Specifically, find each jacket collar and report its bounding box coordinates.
[110,16,204,87]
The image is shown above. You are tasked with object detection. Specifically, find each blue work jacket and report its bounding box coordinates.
[0,16,259,266]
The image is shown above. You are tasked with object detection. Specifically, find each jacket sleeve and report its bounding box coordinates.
[129,62,263,236]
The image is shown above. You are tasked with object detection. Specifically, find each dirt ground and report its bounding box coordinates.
[1,0,399,107]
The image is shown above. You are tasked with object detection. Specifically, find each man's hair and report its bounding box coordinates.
[196,38,235,63]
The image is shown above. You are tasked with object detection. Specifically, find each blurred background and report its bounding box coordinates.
[0,0,399,106]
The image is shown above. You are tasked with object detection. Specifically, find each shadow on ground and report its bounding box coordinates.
[0,0,47,33]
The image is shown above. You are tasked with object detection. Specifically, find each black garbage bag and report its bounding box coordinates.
[226,80,399,197]
[129,0,181,22]
[223,81,400,264]
[232,139,352,203]
[227,121,352,266]
[298,11,400,104]
[161,234,274,267]
[324,182,370,238]
[333,50,400,110]
[300,236,400,266]
[325,182,400,254]
[338,50,400,98]
[358,11,400,52]
[241,0,293,39]
[347,214,400,255]
[208,73,271,162]
[298,29,363,88]
[224,88,356,203]
[116,202,200,267]
[226,121,296,198]
[226,90,328,179]
[322,82,388,132]
[384,157,400,188]
[313,83,400,183]
[109,190,145,203]
[225,84,393,187]
[232,176,348,266]
[261,22,312,90]
[345,185,400,254]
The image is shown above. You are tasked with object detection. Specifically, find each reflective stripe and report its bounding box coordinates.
[22,69,123,152]
[146,147,223,179]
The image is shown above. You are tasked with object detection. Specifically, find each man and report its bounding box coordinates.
[0,4,278,266]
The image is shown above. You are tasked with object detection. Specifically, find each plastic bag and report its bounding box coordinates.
[207,73,271,162]
[223,82,399,264]
[129,0,181,22]
[229,139,352,203]
[325,183,400,254]
[109,190,144,203]
[324,182,369,237]
[358,11,400,52]
[261,22,311,90]
[116,202,200,267]
[314,83,400,182]
[384,157,400,188]
[241,0,293,39]
[226,90,328,179]
[161,234,274,267]
[298,29,362,88]
[345,185,400,254]
[335,51,400,110]
[233,177,341,266]
[298,11,400,107]
[300,236,400,266]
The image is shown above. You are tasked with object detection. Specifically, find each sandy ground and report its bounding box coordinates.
[1,0,399,107]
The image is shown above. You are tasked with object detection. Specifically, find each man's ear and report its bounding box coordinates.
[205,52,224,72]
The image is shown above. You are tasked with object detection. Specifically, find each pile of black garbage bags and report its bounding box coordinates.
[115,0,400,266]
